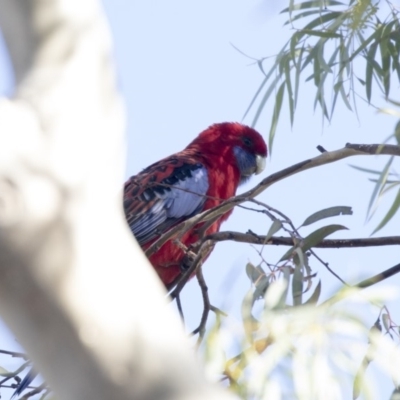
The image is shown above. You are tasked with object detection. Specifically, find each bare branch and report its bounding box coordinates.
[193,267,211,343]
[201,231,400,248]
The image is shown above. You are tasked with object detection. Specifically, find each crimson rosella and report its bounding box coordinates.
[124,122,267,287]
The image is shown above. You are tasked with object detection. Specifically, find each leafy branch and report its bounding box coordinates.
[243,0,400,151]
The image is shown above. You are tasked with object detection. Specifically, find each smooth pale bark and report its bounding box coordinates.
[0,1,235,399]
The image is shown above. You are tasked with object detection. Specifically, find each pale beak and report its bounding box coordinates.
[255,155,266,175]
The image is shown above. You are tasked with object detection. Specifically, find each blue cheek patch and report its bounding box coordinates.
[233,146,257,178]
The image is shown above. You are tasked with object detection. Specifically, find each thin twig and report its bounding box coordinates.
[192,267,210,345]
[0,349,27,358]
[176,295,185,323]
[307,248,347,285]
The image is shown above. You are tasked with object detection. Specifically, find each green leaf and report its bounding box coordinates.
[379,31,391,97]
[350,25,383,63]
[283,9,330,26]
[264,220,283,242]
[372,187,400,234]
[245,263,270,306]
[301,43,319,72]
[301,11,343,32]
[349,164,384,175]
[268,81,285,153]
[280,224,348,261]
[394,120,400,144]
[251,73,282,129]
[245,262,265,283]
[284,60,295,126]
[388,40,400,82]
[301,206,353,226]
[294,45,305,107]
[292,249,304,306]
[365,41,378,102]
[253,276,270,303]
[380,181,400,195]
[304,280,322,305]
[298,29,341,38]
[366,156,394,219]
[302,224,348,249]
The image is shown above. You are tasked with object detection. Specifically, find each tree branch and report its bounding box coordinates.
[0,1,235,400]
[201,232,400,248]
[145,143,400,257]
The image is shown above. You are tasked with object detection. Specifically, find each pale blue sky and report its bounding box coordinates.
[0,1,399,399]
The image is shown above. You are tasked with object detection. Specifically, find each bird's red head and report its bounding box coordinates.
[187,122,268,181]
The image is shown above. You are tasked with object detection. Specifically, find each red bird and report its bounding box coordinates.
[124,122,267,287]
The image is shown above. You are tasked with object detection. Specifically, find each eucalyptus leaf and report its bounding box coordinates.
[268,81,285,153]
[301,206,353,226]
[292,249,304,306]
[372,187,400,234]
[366,156,393,220]
[304,280,322,305]
[265,220,283,242]
[280,224,348,261]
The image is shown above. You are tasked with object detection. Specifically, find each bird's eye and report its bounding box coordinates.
[242,137,253,147]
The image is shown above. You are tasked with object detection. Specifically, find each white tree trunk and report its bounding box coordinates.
[0,1,235,399]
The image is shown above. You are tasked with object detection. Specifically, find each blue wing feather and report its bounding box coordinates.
[124,163,209,245]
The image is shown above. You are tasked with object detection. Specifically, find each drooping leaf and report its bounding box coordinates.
[245,263,270,305]
[381,313,390,332]
[280,224,348,261]
[284,60,295,126]
[301,224,348,250]
[299,11,343,32]
[246,262,259,282]
[365,40,378,102]
[304,280,322,305]
[366,156,394,219]
[349,164,385,175]
[251,73,283,129]
[372,187,400,234]
[379,26,392,97]
[292,249,304,306]
[268,81,286,153]
[264,220,283,242]
[380,181,400,195]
